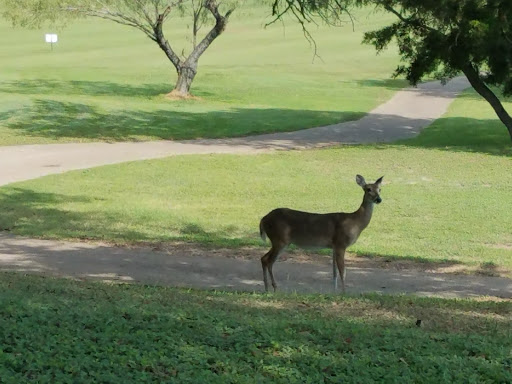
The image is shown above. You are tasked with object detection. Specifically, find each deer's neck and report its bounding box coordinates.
[354,198,374,230]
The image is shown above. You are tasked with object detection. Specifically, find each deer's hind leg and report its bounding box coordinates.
[261,242,286,292]
[334,246,347,294]
[332,249,339,291]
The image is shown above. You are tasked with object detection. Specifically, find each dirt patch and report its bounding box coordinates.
[1,233,510,298]
[164,91,202,101]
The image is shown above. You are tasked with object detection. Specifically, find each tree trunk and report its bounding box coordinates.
[463,64,512,141]
[152,1,233,98]
[170,64,197,97]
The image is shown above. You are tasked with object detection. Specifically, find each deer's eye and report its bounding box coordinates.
[365,188,371,192]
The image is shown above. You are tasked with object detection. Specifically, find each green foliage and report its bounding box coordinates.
[361,0,512,93]
[0,273,510,382]
[1,0,81,28]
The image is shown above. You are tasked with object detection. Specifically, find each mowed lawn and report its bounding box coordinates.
[0,88,511,272]
[0,273,510,382]
[0,5,404,145]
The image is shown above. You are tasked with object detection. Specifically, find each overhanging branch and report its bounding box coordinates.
[65,6,156,40]
[381,3,440,35]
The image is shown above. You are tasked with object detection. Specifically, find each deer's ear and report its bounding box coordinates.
[375,176,384,185]
[356,175,366,187]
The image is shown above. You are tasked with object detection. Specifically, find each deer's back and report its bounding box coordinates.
[261,208,349,248]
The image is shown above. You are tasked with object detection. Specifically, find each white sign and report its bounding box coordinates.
[45,34,58,43]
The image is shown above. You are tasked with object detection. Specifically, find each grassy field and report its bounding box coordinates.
[0,5,404,145]
[0,88,511,272]
[0,273,510,382]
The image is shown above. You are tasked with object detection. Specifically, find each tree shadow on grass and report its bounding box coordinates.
[395,116,512,157]
[2,79,510,155]
[1,78,410,98]
[392,85,512,156]
[343,78,409,90]
[1,99,359,142]
[2,97,510,156]
[0,187,248,246]
[351,250,465,269]
[0,187,140,241]
[0,187,194,245]
[0,79,171,98]
[395,86,512,157]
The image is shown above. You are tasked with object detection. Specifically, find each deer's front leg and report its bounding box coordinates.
[332,249,339,291]
[334,247,347,294]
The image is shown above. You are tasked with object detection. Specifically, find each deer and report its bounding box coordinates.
[259,174,383,293]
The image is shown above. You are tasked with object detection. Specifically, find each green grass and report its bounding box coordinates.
[0,273,510,383]
[0,5,404,145]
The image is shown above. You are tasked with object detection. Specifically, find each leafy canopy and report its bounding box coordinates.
[364,0,512,94]
[272,0,512,93]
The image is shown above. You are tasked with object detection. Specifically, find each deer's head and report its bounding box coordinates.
[356,175,383,204]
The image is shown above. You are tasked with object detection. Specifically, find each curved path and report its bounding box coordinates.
[0,77,469,186]
[2,76,510,299]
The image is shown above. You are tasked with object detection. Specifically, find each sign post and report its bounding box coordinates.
[45,34,58,50]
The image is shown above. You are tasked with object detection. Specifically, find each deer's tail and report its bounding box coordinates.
[259,220,267,243]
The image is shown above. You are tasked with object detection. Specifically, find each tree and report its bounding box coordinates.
[270,0,512,141]
[2,0,236,97]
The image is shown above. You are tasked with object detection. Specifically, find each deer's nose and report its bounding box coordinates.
[375,197,382,204]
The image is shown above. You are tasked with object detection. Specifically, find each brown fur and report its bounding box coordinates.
[260,175,383,293]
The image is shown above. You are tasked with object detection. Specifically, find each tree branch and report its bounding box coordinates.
[153,5,183,69]
[67,6,156,40]
[186,0,234,63]
[266,0,322,62]
[133,0,156,28]
[381,3,440,35]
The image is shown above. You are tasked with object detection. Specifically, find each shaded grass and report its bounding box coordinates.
[399,89,512,156]
[0,98,361,142]
[0,6,404,145]
[0,273,510,382]
[0,144,511,271]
